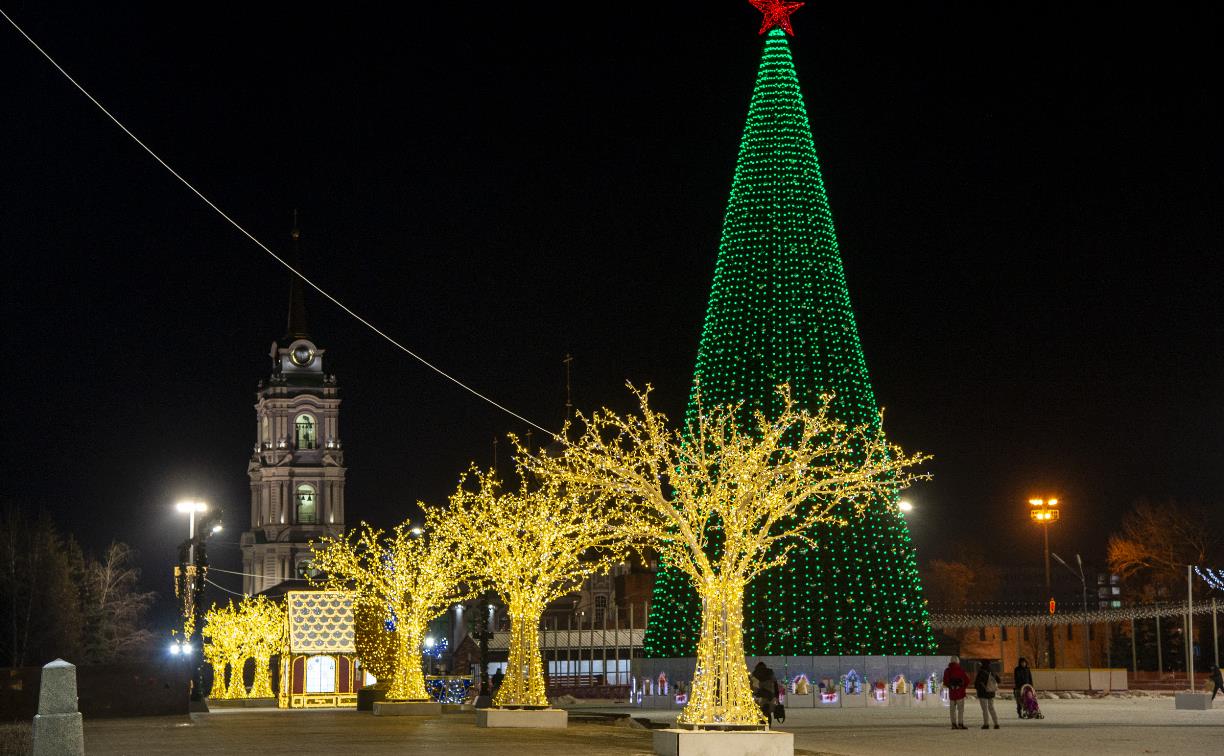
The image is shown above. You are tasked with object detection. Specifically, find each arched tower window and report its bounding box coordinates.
[295,414,317,449]
[594,595,608,626]
[296,484,317,524]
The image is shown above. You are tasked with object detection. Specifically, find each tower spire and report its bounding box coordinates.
[285,209,310,341]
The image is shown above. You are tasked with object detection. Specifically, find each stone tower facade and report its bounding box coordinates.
[241,235,346,594]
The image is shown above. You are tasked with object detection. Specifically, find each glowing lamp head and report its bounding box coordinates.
[211,524,223,534]
[424,636,435,649]
[410,527,424,537]
[176,500,207,513]
[169,642,181,655]
[898,500,913,513]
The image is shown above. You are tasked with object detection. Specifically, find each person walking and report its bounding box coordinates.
[750,661,779,726]
[942,657,970,729]
[1012,657,1034,717]
[975,660,1001,729]
[1210,664,1223,701]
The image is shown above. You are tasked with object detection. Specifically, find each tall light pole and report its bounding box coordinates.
[1029,498,1060,667]
[174,499,220,709]
[1052,552,1092,691]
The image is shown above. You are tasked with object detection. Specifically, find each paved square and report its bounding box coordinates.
[81,709,654,756]
[64,697,1224,756]
[622,697,1224,755]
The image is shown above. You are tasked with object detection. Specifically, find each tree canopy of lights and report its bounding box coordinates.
[643,18,936,658]
[442,464,635,709]
[201,596,286,699]
[310,516,472,702]
[354,600,398,685]
[523,385,926,725]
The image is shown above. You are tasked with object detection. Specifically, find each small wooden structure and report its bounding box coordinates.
[279,591,359,708]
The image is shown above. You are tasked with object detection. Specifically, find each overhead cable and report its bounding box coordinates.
[1,7,553,436]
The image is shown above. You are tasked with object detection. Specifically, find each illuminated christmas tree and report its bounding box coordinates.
[644,3,935,657]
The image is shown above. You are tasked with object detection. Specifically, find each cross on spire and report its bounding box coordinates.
[749,0,804,36]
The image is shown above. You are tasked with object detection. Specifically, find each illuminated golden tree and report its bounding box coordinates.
[523,385,926,726]
[201,596,287,699]
[202,600,244,699]
[311,515,471,701]
[241,595,287,698]
[443,466,634,708]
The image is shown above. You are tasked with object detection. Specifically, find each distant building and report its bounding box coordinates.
[241,227,346,595]
[932,562,1116,670]
[1098,573,1123,609]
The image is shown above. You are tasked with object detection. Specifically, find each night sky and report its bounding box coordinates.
[3,3,1220,610]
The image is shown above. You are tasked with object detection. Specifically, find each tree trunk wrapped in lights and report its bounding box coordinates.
[310,516,471,702]
[521,385,927,727]
[225,654,247,699]
[443,466,635,709]
[501,600,546,706]
[203,645,227,700]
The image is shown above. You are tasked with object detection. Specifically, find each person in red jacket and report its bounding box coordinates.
[942,657,971,729]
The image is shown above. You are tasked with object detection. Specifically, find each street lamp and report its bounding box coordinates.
[898,499,914,514]
[176,500,208,563]
[1052,552,1092,692]
[1029,497,1060,667]
[174,499,221,709]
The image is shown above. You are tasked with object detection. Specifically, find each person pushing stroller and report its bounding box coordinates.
[1012,658,1033,718]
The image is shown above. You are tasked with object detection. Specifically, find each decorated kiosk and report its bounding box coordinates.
[279,591,360,708]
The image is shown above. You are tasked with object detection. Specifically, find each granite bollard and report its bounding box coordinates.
[32,659,84,756]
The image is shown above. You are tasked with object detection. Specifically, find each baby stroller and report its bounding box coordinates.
[1018,684,1044,719]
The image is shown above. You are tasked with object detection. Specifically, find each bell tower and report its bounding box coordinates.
[240,223,346,594]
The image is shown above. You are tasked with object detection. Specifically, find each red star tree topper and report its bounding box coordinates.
[750,0,804,36]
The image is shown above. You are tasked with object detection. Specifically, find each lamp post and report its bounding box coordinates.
[1052,552,1092,692]
[174,499,221,709]
[1029,498,1060,667]
[473,595,495,708]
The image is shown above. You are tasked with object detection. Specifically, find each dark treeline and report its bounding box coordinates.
[1,506,156,668]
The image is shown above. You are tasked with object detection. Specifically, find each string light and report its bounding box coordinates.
[425,676,472,704]
[442,465,635,709]
[354,601,398,685]
[1194,567,1224,592]
[310,518,473,702]
[645,25,935,659]
[522,385,926,727]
